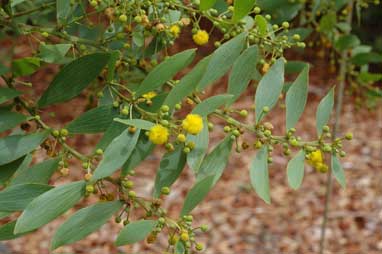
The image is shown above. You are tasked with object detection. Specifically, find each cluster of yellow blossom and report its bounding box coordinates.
[170,25,181,38]
[142,91,157,100]
[148,125,169,145]
[192,30,209,45]
[182,114,203,135]
[307,150,328,173]
[148,114,203,145]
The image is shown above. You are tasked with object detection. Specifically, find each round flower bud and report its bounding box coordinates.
[121,107,129,115]
[345,132,353,140]
[177,134,186,143]
[84,173,92,181]
[239,109,248,117]
[128,190,136,199]
[195,243,204,251]
[293,34,301,41]
[86,184,95,193]
[254,7,261,14]
[161,186,170,195]
[60,128,69,136]
[122,180,134,189]
[282,21,290,29]
[180,232,189,242]
[175,103,182,110]
[201,224,208,232]
[223,126,231,133]
[262,106,270,113]
[161,105,170,112]
[52,130,60,137]
[119,14,128,23]
[89,0,98,7]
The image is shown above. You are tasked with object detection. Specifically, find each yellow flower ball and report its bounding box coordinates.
[192,30,209,46]
[307,150,323,165]
[307,150,328,172]
[170,25,181,38]
[142,91,157,100]
[182,114,203,135]
[148,124,169,145]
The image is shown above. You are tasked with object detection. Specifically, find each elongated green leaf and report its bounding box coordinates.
[287,150,305,190]
[38,53,110,107]
[286,66,309,130]
[0,184,53,212]
[56,0,71,24]
[198,33,246,91]
[254,59,285,122]
[153,147,187,197]
[196,136,233,184]
[186,119,209,172]
[14,181,86,234]
[135,49,196,97]
[233,0,256,22]
[250,145,270,204]
[51,201,123,249]
[12,57,40,77]
[255,15,268,36]
[351,52,382,65]
[227,46,259,105]
[107,50,120,82]
[200,0,217,10]
[285,61,308,74]
[92,129,140,181]
[331,154,346,188]
[316,87,334,136]
[116,220,156,246]
[175,241,186,254]
[334,34,360,51]
[95,120,126,151]
[0,87,21,104]
[67,105,119,134]
[114,118,154,131]
[0,221,29,240]
[163,57,210,111]
[181,175,215,216]
[192,94,233,117]
[0,131,49,166]
[39,44,72,64]
[10,158,59,185]
[0,110,26,132]
[122,133,154,175]
[0,156,29,186]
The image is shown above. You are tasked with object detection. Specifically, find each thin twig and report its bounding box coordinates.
[319,2,354,253]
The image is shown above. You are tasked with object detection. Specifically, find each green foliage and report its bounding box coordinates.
[287,150,306,190]
[51,201,123,249]
[15,181,85,234]
[116,220,157,245]
[250,145,270,204]
[0,131,49,166]
[0,0,374,252]
[38,53,111,107]
[254,59,285,122]
[316,87,335,136]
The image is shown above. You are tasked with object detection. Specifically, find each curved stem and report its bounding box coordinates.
[319,1,354,253]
